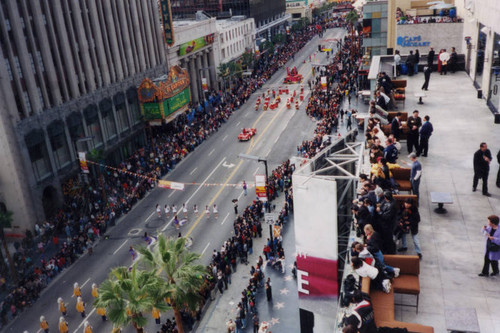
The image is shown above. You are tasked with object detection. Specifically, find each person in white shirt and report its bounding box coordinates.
[439,49,450,75]
[351,257,392,293]
[394,50,401,76]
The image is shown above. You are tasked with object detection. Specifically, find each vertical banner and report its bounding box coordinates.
[292,174,338,329]
[201,77,208,92]
[78,152,90,174]
[321,76,327,91]
[159,0,175,46]
[255,174,268,202]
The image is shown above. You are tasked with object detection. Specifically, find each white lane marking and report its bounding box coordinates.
[221,212,230,225]
[145,210,155,222]
[201,242,210,255]
[161,157,227,232]
[113,239,128,255]
[209,148,215,156]
[168,191,175,198]
[72,308,96,333]
[274,135,280,144]
[190,167,198,175]
[266,148,272,157]
[238,191,244,200]
[80,278,91,289]
[223,134,228,141]
[235,121,241,127]
[253,167,260,175]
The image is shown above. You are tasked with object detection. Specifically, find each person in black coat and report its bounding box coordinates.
[421,65,432,91]
[473,142,492,196]
[376,191,399,254]
[390,112,403,140]
[497,149,500,188]
[427,47,435,67]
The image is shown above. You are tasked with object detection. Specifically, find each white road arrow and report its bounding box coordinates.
[222,161,235,168]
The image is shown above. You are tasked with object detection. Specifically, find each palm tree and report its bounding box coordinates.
[0,210,18,283]
[93,265,168,333]
[138,235,206,333]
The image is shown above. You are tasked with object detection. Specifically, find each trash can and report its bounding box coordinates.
[477,89,483,99]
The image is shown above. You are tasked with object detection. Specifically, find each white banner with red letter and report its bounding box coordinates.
[292,174,337,326]
[255,174,267,201]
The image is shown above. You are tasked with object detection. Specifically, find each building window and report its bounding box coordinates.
[36,51,45,72]
[50,133,71,170]
[86,119,103,147]
[29,53,36,73]
[128,100,141,125]
[14,56,23,78]
[37,87,45,109]
[28,142,52,181]
[116,105,129,132]
[5,59,13,81]
[102,112,117,140]
[23,92,32,114]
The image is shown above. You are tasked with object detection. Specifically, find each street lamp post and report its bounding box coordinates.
[238,154,273,247]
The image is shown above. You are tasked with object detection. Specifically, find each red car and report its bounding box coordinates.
[238,128,257,141]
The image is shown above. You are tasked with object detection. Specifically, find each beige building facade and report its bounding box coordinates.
[0,0,169,232]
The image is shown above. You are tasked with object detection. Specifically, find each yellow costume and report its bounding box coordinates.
[40,320,49,330]
[76,300,85,313]
[59,320,68,333]
[91,284,99,298]
[152,307,160,319]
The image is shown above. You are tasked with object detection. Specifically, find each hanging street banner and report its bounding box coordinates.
[158,180,185,191]
[78,152,90,174]
[321,76,327,91]
[178,34,215,56]
[159,0,175,46]
[138,66,191,125]
[255,174,267,202]
[202,77,209,92]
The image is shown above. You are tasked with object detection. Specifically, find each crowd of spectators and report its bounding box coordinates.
[396,6,462,24]
[0,19,319,330]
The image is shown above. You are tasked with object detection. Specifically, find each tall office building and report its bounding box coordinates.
[171,0,289,39]
[0,0,168,231]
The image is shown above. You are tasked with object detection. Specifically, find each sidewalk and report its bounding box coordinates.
[383,70,500,332]
[196,196,300,333]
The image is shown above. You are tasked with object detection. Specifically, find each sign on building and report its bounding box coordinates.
[178,34,215,56]
[159,0,175,46]
[137,66,191,125]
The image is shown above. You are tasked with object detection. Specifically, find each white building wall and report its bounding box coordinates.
[215,18,256,66]
[455,0,500,101]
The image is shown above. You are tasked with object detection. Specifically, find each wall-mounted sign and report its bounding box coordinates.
[178,34,215,56]
[138,66,191,124]
[397,35,430,48]
[159,0,175,46]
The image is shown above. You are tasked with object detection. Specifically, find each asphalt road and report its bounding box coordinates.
[10,27,347,333]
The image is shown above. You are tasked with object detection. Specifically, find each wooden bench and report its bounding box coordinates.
[394,194,418,208]
[381,124,410,140]
[392,167,412,193]
[392,80,407,106]
[387,111,408,122]
[361,255,433,333]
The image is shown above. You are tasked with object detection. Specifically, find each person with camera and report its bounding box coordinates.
[479,215,500,277]
[345,290,378,333]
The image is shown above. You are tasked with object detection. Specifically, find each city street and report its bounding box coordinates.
[9,27,347,333]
